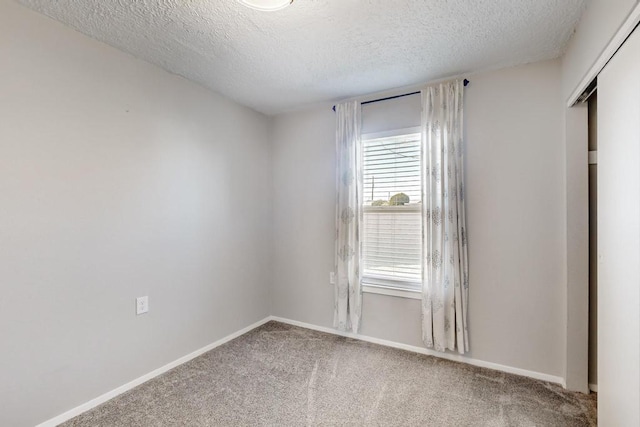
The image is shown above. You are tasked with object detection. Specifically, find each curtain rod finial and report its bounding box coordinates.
[332,78,469,111]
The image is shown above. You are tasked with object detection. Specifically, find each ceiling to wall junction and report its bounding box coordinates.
[19,0,588,114]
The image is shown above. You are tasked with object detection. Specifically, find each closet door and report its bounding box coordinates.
[597,26,640,426]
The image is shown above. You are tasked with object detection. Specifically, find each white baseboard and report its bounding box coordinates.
[269,316,565,386]
[37,315,567,426]
[36,317,272,427]
[589,383,598,393]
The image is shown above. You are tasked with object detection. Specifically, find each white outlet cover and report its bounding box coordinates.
[329,272,336,285]
[136,296,149,315]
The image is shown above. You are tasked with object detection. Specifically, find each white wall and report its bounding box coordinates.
[562,0,639,101]
[0,2,271,426]
[271,59,566,379]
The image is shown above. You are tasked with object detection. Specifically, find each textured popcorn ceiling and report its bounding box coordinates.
[18,0,587,114]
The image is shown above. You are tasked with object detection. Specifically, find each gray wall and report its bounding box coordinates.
[0,2,271,426]
[6,0,637,423]
[271,59,567,378]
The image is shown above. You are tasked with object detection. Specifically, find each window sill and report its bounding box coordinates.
[362,283,422,300]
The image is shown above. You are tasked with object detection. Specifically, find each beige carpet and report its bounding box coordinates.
[64,321,597,426]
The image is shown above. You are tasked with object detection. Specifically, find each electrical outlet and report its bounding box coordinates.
[329,272,336,285]
[136,296,149,315]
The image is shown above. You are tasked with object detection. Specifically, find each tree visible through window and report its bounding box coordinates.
[362,130,422,291]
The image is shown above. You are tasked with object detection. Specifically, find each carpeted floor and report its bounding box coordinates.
[63,321,597,426]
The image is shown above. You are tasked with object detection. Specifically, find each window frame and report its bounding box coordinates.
[360,126,423,299]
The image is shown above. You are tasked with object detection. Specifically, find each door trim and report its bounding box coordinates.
[567,3,640,107]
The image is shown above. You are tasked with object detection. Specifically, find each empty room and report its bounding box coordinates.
[1,0,639,426]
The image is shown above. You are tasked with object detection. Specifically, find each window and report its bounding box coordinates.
[362,128,422,293]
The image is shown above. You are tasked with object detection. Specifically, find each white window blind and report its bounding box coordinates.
[362,131,422,290]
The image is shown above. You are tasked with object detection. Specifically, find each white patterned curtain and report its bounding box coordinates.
[334,101,363,333]
[421,80,469,354]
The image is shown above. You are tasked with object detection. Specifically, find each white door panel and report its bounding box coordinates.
[597,26,640,426]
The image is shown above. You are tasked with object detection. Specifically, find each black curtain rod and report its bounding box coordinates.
[332,79,469,112]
